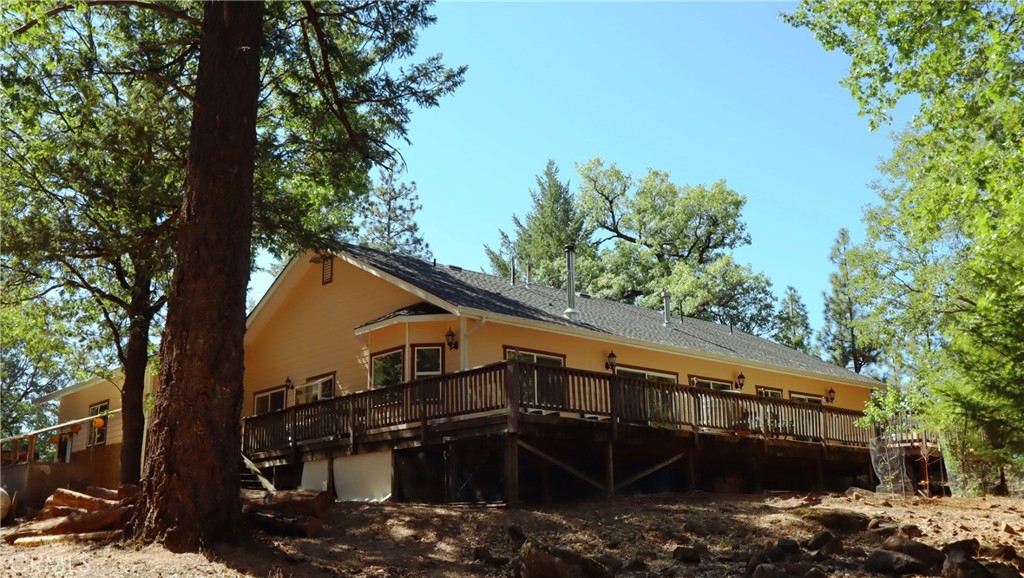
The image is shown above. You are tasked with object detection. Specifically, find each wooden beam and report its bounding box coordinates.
[505,434,519,505]
[614,452,686,492]
[606,441,615,496]
[516,439,605,493]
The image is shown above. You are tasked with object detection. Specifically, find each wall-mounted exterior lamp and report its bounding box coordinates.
[605,351,617,371]
[826,387,836,404]
[285,377,293,390]
[445,328,459,350]
[735,372,746,390]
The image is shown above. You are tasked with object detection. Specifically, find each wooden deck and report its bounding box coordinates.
[242,360,870,462]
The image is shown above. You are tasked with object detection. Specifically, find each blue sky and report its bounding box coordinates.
[251,2,912,334]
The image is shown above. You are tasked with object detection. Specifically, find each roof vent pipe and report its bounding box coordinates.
[526,262,532,288]
[510,256,516,286]
[564,244,579,321]
[661,290,671,326]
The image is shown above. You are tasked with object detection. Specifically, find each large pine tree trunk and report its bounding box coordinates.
[133,1,265,550]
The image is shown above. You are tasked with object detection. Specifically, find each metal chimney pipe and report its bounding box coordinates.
[526,262,532,287]
[510,256,516,286]
[564,245,579,321]
[661,290,671,326]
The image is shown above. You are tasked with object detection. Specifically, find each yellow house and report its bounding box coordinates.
[243,244,881,502]
[0,371,156,509]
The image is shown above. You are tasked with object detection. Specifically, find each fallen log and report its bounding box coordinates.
[81,486,120,501]
[240,488,335,518]
[36,505,87,521]
[4,505,130,544]
[13,530,120,547]
[45,488,119,512]
[242,506,321,537]
[118,484,140,501]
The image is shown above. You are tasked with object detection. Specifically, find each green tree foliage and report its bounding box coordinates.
[5,0,463,548]
[818,229,881,374]
[788,0,1024,487]
[1,5,189,482]
[774,286,813,354]
[484,160,591,288]
[359,160,432,259]
[0,283,92,440]
[576,158,776,335]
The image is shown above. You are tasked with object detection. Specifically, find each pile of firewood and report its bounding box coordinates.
[3,486,334,547]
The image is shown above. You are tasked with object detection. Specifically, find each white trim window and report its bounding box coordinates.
[413,346,443,380]
[618,368,677,424]
[691,377,734,391]
[506,349,564,406]
[791,392,824,405]
[88,401,109,446]
[756,386,783,399]
[295,376,336,405]
[371,349,404,388]
[255,387,287,415]
[617,367,677,384]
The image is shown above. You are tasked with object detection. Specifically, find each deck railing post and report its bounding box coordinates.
[420,379,428,444]
[608,374,619,441]
[506,360,520,434]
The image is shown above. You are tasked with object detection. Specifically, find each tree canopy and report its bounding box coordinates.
[359,160,432,259]
[4,0,463,548]
[788,0,1024,488]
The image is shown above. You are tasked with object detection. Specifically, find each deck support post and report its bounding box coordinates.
[606,441,615,497]
[505,433,519,505]
[688,446,698,491]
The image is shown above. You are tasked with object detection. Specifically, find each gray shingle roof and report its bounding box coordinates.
[341,244,879,386]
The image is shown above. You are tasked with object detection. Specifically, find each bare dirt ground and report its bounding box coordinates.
[2,491,1022,577]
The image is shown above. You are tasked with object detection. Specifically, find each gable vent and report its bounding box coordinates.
[322,256,334,285]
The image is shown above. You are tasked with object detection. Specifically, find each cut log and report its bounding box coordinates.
[4,505,130,544]
[242,506,321,537]
[239,489,335,518]
[45,488,119,512]
[13,530,121,547]
[36,505,88,521]
[81,486,120,501]
[118,484,140,501]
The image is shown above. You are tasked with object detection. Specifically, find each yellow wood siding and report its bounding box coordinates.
[58,379,124,453]
[244,256,875,416]
[244,258,428,415]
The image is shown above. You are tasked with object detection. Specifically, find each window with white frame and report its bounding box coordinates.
[295,375,336,405]
[691,376,734,391]
[756,386,783,399]
[88,401,109,446]
[616,367,677,384]
[371,349,404,388]
[791,392,824,405]
[413,346,443,380]
[618,367,677,424]
[506,348,564,406]
[254,387,287,415]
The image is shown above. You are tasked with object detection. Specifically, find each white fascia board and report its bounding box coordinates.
[354,313,457,336]
[334,251,460,315]
[457,307,881,391]
[246,253,305,331]
[33,373,123,405]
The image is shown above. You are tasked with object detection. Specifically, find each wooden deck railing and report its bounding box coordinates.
[242,360,870,455]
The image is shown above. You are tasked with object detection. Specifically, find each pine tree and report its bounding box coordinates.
[774,286,813,354]
[360,161,432,259]
[818,229,880,373]
[485,160,590,288]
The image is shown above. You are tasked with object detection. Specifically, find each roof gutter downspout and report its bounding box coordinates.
[459,315,487,370]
